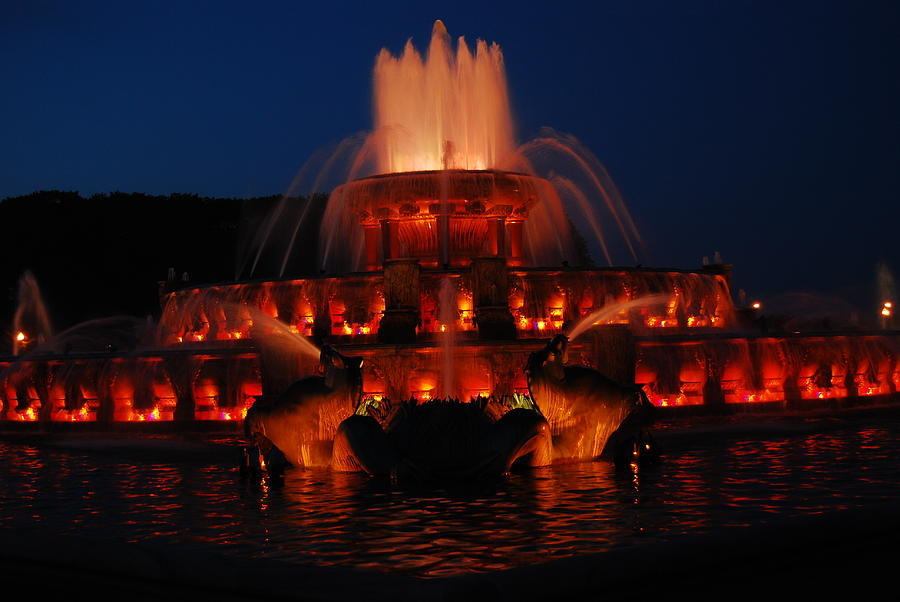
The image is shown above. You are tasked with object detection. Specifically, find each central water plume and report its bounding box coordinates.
[372,20,514,174]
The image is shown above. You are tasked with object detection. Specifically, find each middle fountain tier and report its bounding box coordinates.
[155,167,735,415]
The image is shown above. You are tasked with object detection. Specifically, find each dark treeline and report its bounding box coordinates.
[1,190,328,336]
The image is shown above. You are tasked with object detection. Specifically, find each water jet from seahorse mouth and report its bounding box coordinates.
[566,295,670,342]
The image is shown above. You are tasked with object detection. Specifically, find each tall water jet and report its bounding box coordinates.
[12,272,52,355]
[438,276,457,397]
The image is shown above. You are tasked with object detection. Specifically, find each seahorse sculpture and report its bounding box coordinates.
[526,334,655,464]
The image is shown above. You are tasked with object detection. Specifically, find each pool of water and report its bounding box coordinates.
[2,416,898,577]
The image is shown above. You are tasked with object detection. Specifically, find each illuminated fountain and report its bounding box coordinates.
[2,23,899,466]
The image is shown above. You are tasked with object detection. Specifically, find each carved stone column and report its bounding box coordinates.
[378,259,420,343]
[507,220,524,266]
[163,355,199,421]
[273,283,297,329]
[702,357,726,406]
[380,220,401,261]
[364,224,380,271]
[309,280,332,343]
[781,340,804,407]
[487,217,506,257]
[472,257,515,340]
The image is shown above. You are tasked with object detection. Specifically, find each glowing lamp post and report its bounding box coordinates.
[882,301,893,328]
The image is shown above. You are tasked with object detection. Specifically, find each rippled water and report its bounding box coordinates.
[2,418,899,577]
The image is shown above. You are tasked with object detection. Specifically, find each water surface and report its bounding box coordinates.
[2,418,897,577]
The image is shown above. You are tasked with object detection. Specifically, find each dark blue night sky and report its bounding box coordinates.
[2,1,897,314]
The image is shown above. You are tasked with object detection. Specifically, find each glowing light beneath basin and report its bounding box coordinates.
[17,407,38,421]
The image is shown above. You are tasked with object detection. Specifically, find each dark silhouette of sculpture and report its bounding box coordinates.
[332,396,553,481]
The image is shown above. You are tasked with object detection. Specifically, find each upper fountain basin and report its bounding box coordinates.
[331,169,553,222]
